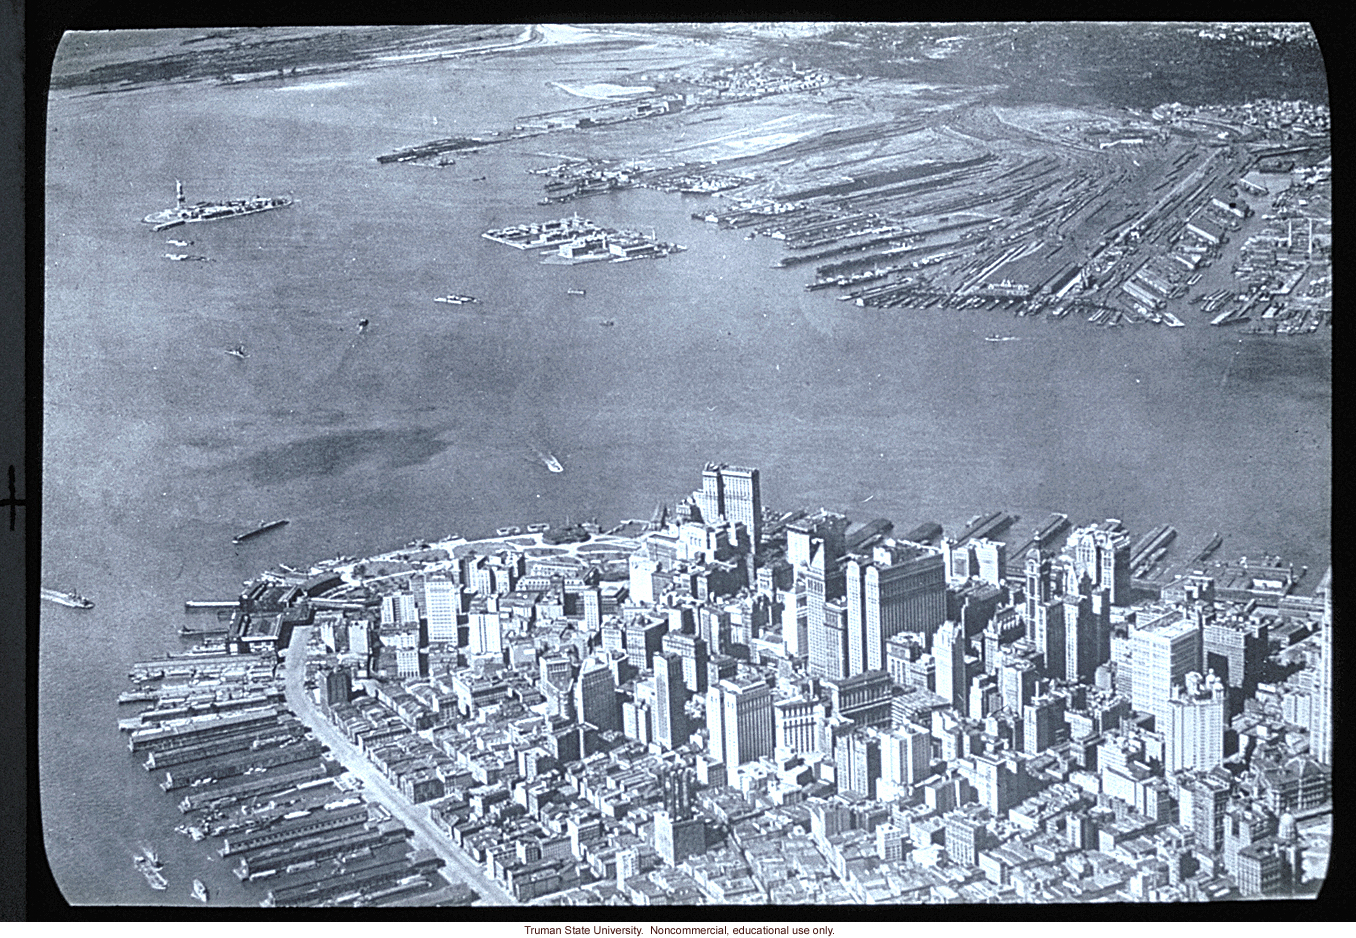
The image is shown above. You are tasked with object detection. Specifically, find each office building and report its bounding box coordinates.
[1311,568,1333,765]
[835,730,882,799]
[810,598,851,681]
[881,723,932,789]
[845,541,947,675]
[1062,589,1100,684]
[1132,615,1201,730]
[774,696,825,756]
[662,629,709,695]
[574,655,621,732]
[934,620,969,713]
[1066,519,1132,605]
[696,462,762,551]
[626,618,668,671]
[1024,548,1053,626]
[1191,774,1231,852]
[824,670,893,728]
[1023,694,1066,755]
[1165,671,1226,773]
[1033,598,1065,679]
[971,538,1007,588]
[653,651,690,750]
[714,677,775,769]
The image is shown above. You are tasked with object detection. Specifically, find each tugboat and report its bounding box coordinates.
[191,879,209,903]
[357,318,369,334]
[41,588,94,609]
[599,319,615,328]
[226,344,248,360]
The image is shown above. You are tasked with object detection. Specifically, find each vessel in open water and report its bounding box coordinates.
[191,879,209,903]
[41,588,93,609]
[143,180,291,231]
[232,519,290,544]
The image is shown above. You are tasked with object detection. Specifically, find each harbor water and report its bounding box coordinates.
[41,49,1330,905]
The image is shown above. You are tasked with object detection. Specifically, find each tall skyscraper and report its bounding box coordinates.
[662,629,709,694]
[835,731,882,799]
[934,620,969,714]
[810,597,850,681]
[971,538,1008,588]
[845,542,947,675]
[1033,598,1066,679]
[1311,568,1333,766]
[574,655,621,732]
[1165,671,1226,773]
[1062,590,1099,684]
[654,651,690,750]
[1066,520,1132,606]
[1024,548,1052,626]
[1132,615,1201,730]
[654,767,705,866]
[718,678,775,769]
[696,462,762,551]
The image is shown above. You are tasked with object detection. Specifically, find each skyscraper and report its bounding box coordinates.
[934,620,969,714]
[881,724,932,789]
[1165,671,1226,773]
[774,696,826,755]
[1033,598,1066,679]
[810,597,850,681]
[718,677,775,769]
[1065,520,1132,606]
[1024,548,1052,626]
[1132,615,1201,730]
[971,538,1007,588]
[574,655,621,732]
[696,462,762,551]
[835,730,882,799]
[654,651,690,750]
[1062,590,1099,684]
[1311,567,1333,766]
[845,541,947,675]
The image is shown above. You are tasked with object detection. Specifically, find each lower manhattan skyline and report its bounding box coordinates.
[34,22,1328,912]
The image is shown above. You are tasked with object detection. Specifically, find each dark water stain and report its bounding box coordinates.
[245,427,452,484]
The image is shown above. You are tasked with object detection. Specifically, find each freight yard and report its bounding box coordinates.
[372,25,1330,334]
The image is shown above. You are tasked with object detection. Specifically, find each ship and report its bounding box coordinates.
[166,238,194,247]
[1191,532,1224,564]
[541,453,564,473]
[226,344,248,360]
[133,848,167,891]
[357,318,369,334]
[143,180,292,231]
[567,288,587,296]
[599,319,615,328]
[434,294,479,305]
[232,519,290,544]
[191,879,209,903]
[41,588,94,609]
[164,253,209,262]
[984,334,1019,342]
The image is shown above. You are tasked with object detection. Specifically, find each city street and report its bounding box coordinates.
[283,625,517,906]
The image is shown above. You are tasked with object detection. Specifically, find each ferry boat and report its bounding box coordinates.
[143,180,292,231]
[434,294,479,305]
[191,879,209,903]
[226,344,248,360]
[232,518,290,544]
[41,588,94,609]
